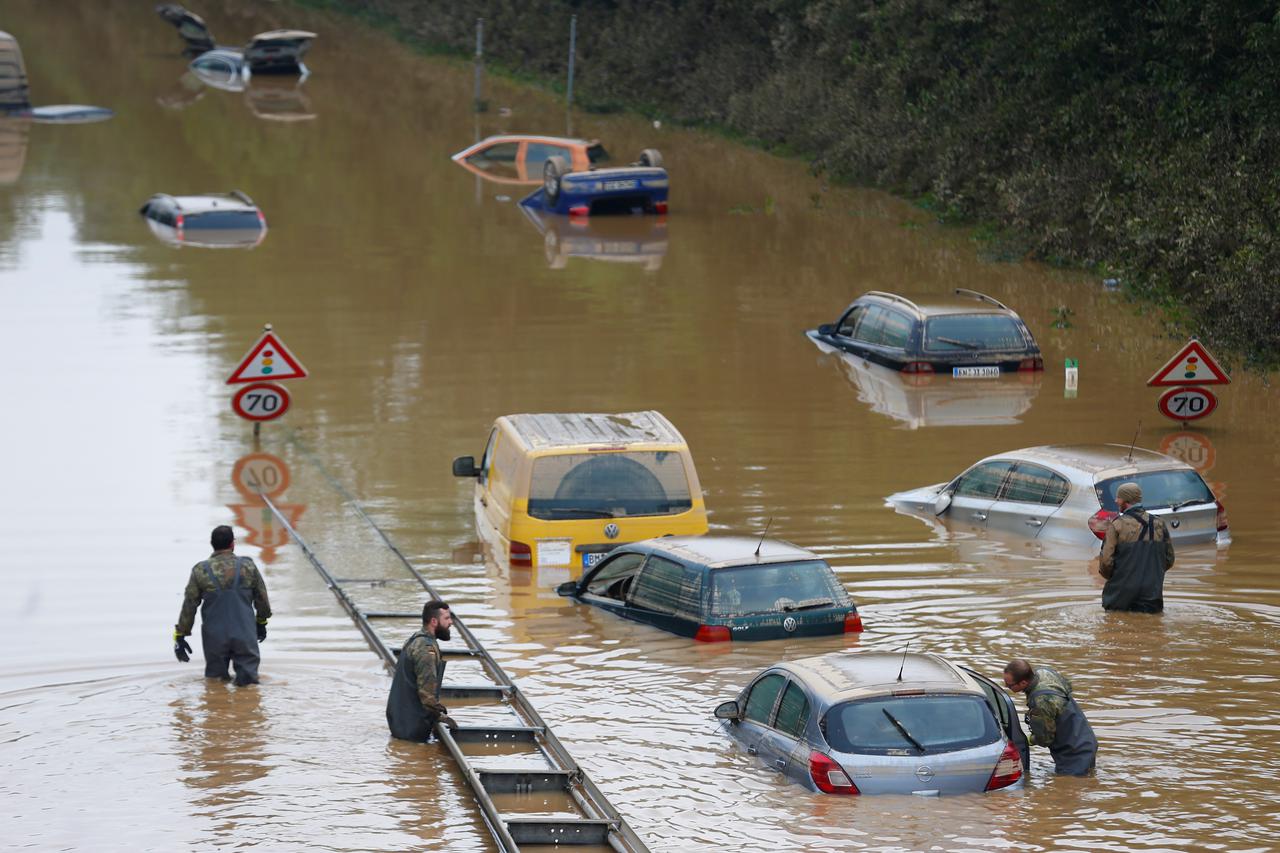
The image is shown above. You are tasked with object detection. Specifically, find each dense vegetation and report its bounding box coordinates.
[322,0,1280,367]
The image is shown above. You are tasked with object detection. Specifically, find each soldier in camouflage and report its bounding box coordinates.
[1003,659,1097,776]
[174,525,271,686]
[387,600,459,741]
[1099,481,1175,613]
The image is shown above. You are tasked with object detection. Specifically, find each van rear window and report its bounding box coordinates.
[527,451,693,520]
[710,561,850,617]
[1096,470,1214,511]
[824,695,998,755]
[924,315,1026,352]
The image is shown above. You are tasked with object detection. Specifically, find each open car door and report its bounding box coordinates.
[154,4,216,54]
[961,665,1030,773]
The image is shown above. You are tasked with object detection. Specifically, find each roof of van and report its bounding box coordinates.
[502,411,686,450]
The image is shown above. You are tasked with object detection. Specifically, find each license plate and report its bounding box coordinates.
[953,366,1000,378]
[583,551,608,569]
[603,179,637,191]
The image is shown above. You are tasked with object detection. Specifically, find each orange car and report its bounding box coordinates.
[451,135,608,185]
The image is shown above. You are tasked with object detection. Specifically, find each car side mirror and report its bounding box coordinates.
[713,700,742,721]
[556,581,578,597]
[933,491,953,516]
[452,455,479,478]
[817,323,834,335]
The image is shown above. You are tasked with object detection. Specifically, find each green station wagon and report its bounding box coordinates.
[556,536,863,641]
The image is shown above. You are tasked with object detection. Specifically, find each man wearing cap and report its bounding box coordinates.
[1098,482,1175,613]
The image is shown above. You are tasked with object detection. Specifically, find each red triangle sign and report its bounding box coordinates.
[1147,339,1230,387]
[227,331,308,385]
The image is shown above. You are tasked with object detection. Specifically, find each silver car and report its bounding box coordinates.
[715,651,1027,795]
[888,444,1229,548]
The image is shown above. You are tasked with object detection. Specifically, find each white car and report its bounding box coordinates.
[888,444,1229,548]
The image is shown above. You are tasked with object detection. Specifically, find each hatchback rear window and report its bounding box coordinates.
[528,451,693,519]
[1096,470,1214,511]
[185,210,262,229]
[710,560,850,617]
[824,695,999,755]
[924,315,1026,352]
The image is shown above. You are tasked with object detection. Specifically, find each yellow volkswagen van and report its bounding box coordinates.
[452,411,708,570]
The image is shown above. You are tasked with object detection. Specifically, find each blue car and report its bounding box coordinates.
[520,149,669,216]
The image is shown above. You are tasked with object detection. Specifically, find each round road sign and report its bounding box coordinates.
[231,452,292,499]
[1157,386,1217,422]
[232,382,291,422]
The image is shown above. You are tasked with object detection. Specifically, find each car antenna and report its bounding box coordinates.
[896,642,911,682]
[1125,419,1142,463]
[754,517,773,559]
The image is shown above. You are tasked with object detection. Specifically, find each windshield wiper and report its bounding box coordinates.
[545,508,615,519]
[784,599,835,611]
[1167,498,1210,512]
[882,708,926,753]
[935,336,981,350]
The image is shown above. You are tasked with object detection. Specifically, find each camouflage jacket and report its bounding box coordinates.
[403,632,448,718]
[1024,666,1074,747]
[175,551,272,636]
[1099,506,1175,579]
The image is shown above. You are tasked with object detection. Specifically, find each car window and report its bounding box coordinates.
[1096,469,1215,511]
[185,210,261,229]
[836,305,864,337]
[524,143,571,170]
[488,432,522,502]
[466,142,520,178]
[744,673,786,725]
[960,667,1010,731]
[527,451,693,520]
[880,310,912,349]
[584,552,645,598]
[587,143,609,164]
[953,460,1015,499]
[710,561,850,617]
[773,681,810,739]
[999,462,1070,506]
[825,695,999,755]
[853,306,887,344]
[630,556,702,618]
[924,314,1028,352]
[478,428,498,486]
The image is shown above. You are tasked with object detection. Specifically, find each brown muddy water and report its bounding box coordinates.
[2,1,1279,850]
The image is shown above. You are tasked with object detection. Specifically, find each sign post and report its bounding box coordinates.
[227,324,308,435]
[1147,338,1229,425]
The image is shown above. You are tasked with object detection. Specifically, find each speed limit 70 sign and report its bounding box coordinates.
[232,382,291,422]
[1157,385,1217,422]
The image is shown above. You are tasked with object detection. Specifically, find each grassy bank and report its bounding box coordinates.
[311,0,1280,368]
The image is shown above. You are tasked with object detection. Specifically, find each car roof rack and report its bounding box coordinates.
[864,291,922,313]
[954,288,1009,311]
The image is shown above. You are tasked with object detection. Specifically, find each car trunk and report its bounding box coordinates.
[1096,470,1221,544]
[831,742,1005,795]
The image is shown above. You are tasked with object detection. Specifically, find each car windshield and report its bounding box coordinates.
[185,209,262,229]
[587,143,609,164]
[710,561,850,617]
[1096,470,1214,511]
[924,315,1026,352]
[824,694,999,755]
[527,451,693,520]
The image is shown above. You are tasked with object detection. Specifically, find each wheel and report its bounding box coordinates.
[638,148,663,168]
[544,229,566,269]
[543,156,569,204]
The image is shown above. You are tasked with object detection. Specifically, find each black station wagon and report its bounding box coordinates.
[556,536,863,642]
[807,289,1043,376]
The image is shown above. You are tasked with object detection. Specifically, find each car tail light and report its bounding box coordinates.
[569,205,590,217]
[510,540,532,567]
[843,613,864,633]
[1018,356,1044,371]
[175,213,185,230]
[985,741,1023,791]
[257,210,267,227]
[694,624,731,643]
[654,201,668,214]
[902,361,934,374]
[809,751,859,795]
[1088,509,1116,540]
[1216,500,1229,532]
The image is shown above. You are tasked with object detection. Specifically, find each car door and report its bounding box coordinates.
[736,671,787,760]
[944,460,1016,529]
[756,678,813,785]
[625,555,703,636]
[521,142,573,181]
[983,462,1070,539]
[960,666,1030,772]
[574,550,646,614]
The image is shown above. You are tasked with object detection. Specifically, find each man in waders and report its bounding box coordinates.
[1099,482,1175,613]
[173,525,271,686]
[1003,659,1097,776]
[386,600,459,741]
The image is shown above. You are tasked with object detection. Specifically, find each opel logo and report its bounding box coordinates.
[783,616,797,632]
[915,765,935,782]
[604,523,620,540]
[1170,519,1181,529]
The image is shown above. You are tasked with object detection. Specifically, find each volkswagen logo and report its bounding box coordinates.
[604,523,620,540]
[783,616,798,633]
[915,765,935,783]
[1170,519,1181,529]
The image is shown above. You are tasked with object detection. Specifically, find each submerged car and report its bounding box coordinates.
[0,31,113,124]
[714,651,1027,795]
[807,289,1042,375]
[156,4,316,77]
[888,444,1229,547]
[139,191,267,249]
[451,134,609,185]
[556,536,863,641]
[520,148,668,216]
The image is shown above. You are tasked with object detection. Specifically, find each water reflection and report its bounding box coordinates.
[521,205,668,271]
[171,679,268,800]
[228,451,305,564]
[0,117,29,184]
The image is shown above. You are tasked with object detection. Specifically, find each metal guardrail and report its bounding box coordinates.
[258,478,649,853]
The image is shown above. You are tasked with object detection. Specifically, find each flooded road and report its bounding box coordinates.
[3,1,1280,850]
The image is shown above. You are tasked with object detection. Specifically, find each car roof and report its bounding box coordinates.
[452,135,600,161]
[779,651,984,704]
[500,411,687,451]
[856,289,1018,317]
[149,192,258,213]
[990,443,1193,479]
[631,535,818,569]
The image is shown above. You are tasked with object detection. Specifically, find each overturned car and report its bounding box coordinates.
[520,148,669,216]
